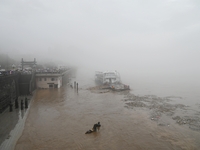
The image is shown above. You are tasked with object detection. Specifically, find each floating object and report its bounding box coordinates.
[95,71,130,91]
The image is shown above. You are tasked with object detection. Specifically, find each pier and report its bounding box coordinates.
[0,58,71,113]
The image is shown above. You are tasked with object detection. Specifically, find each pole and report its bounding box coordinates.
[9,102,13,112]
[21,99,24,110]
[25,97,28,108]
[15,97,19,109]
[77,83,78,92]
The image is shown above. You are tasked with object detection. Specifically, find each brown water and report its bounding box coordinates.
[15,71,200,150]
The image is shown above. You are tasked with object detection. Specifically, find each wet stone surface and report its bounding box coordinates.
[123,94,200,131]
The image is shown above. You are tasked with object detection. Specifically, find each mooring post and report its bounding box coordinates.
[9,102,13,112]
[21,100,24,110]
[74,81,76,89]
[77,83,78,92]
[25,97,28,108]
[15,97,19,109]
[21,58,23,71]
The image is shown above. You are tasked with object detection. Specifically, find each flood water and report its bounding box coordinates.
[15,69,200,150]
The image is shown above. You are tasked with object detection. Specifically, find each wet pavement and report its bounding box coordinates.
[1,69,200,150]
[0,96,32,150]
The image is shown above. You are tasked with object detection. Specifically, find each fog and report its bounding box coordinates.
[0,0,200,97]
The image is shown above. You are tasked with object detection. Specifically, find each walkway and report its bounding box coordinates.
[0,95,32,150]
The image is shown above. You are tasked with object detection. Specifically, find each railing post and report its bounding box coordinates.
[9,102,13,112]
[15,97,19,109]
[21,99,24,110]
[25,97,28,108]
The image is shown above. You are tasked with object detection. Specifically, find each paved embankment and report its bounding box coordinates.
[0,95,33,150]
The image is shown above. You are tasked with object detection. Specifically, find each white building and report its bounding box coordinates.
[36,73,63,88]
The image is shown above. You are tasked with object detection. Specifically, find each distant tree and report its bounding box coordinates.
[0,53,17,70]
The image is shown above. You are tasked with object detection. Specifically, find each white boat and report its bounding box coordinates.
[95,70,121,85]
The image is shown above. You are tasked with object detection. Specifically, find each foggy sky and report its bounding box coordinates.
[0,0,200,85]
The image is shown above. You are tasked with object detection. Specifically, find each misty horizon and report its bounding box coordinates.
[0,0,200,88]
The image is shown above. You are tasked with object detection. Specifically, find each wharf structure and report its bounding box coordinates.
[35,69,70,89]
[0,58,71,113]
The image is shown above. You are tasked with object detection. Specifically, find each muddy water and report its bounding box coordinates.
[15,71,200,150]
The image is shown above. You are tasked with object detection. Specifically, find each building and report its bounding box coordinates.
[35,70,65,89]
